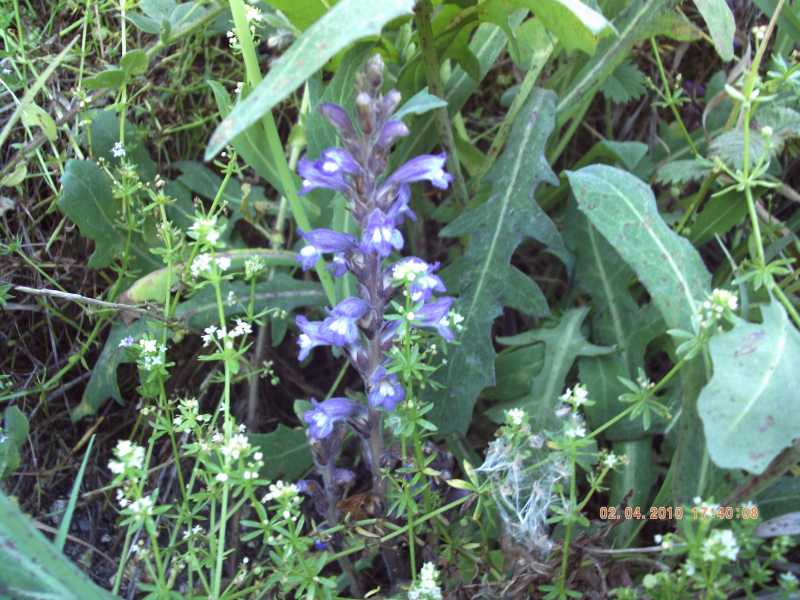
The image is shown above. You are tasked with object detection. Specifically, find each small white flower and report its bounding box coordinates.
[215,472,229,483]
[216,256,231,271]
[505,408,526,427]
[118,336,135,348]
[245,5,262,22]
[191,253,213,278]
[702,529,739,562]
[564,415,586,438]
[111,142,126,158]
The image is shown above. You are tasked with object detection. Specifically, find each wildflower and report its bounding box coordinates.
[505,408,527,427]
[413,297,456,341]
[368,366,405,411]
[244,4,261,22]
[362,208,404,257]
[303,397,362,441]
[221,433,250,460]
[244,256,265,279]
[215,472,229,483]
[321,297,370,346]
[702,529,739,562]
[297,228,357,271]
[111,142,126,158]
[188,215,224,247]
[128,495,154,521]
[230,318,252,338]
[381,153,452,193]
[297,152,355,195]
[295,316,334,361]
[564,414,587,438]
[408,562,443,600]
[262,480,299,502]
[118,336,135,348]
[108,439,145,475]
[392,257,445,302]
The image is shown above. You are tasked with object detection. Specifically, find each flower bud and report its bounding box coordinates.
[355,91,374,134]
[365,54,384,89]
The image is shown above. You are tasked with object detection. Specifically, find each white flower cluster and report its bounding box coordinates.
[108,440,145,475]
[392,260,428,283]
[188,215,223,247]
[563,414,587,439]
[559,383,590,409]
[697,288,738,331]
[505,408,527,428]
[138,337,167,370]
[111,141,126,158]
[191,253,231,279]
[172,397,211,432]
[128,495,154,522]
[408,562,443,600]
[702,529,739,562]
[201,319,253,348]
[220,433,251,460]
[262,480,300,503]
[244,256,266,279]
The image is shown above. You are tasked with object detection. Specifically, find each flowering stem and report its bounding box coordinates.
[558,447,578,597]
[414,0,469,207]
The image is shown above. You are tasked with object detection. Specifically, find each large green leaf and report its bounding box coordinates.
[567,165,713,501]
[73,276,326,420]
[567,165,710,330]
[526,0,614,55]
[692,0,735,61]
[58,160,159,272]
[263,0,329,30]
[427,89,565,435]
[699,300,800,474]
[0,491,118,599]
[249,424,313,481]
[205,0,416,159]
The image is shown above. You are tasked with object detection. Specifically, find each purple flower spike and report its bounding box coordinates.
[303,397,361,441]
[386,153,452,190]
[362,209,403,257]
[368,366,405,411]
[298,155,351,195]
[320,103,356,140]
[322,297,370,346]
[303,228,357,254]
[414,296,455,342]
[296,316,334,361]
[377,120,410,150]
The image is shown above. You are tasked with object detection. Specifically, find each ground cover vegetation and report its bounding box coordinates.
[1,0,800,598]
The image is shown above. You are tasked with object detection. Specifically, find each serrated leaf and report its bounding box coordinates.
[709,128,770,170]
[567,165,710,330]
[205,0,416,159]
[392,87,448,121]
[692,0,735,61]
[491,307,614,427]
[427,90,565,435]
[656,158,713,186]
[0,491,118,599]
[601,61,647,103]
[249,425,313,481]
[699,300,800,474]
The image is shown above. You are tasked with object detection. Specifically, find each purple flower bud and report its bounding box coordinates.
[356,92,374,134]
[319,103,356,139]
[313,539,329,552]
[320,148,361,175]
[414,296,455,341]
[322,297,370,346]
[368,366,405,411]
[387,185,416,224]
[303,228,357,254]
[333,468,356,487]
[385,153,452,190]
[303,397,362,441]
[362,208,403,257]
[297,155,352,195]
[296,315,334,361]
[328,253,348,278]
[377,120,409,150]
[382,90,402,117]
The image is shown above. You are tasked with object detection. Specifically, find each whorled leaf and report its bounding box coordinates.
[427,89,566,435]
[699,300,800,474]
[205,0,416,159]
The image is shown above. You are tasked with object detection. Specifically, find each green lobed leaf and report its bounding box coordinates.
[249,424,313,481]
[427,89,565,435]
[655,157,712,186]
[692,0,735,61]
[205,0,416,159]
[491,307,614,428]
[0,491,119,599]
[600,60,647,104]
[699,300,800,474]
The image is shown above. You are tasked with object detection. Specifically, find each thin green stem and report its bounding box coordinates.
[650,38,699,156]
